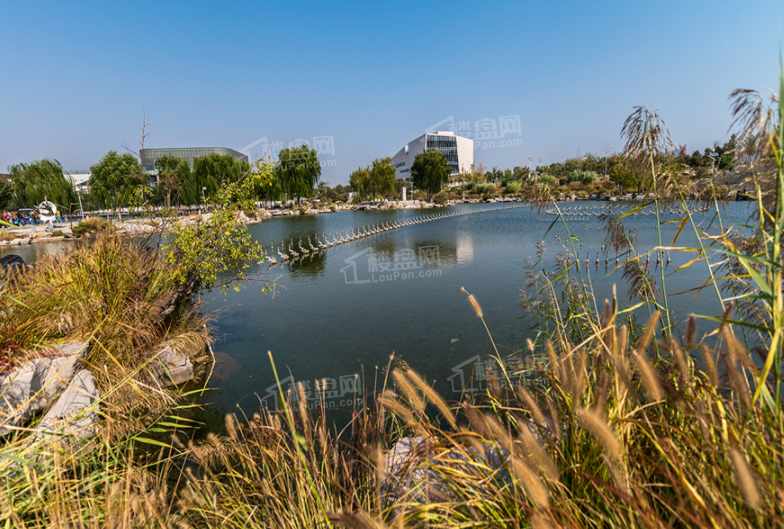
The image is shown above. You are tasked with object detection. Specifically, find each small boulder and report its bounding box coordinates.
[34,369,99,443]
[383,436,511,505]
[149,345,194,387]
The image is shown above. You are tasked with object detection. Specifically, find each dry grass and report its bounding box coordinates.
[2,71,784,528]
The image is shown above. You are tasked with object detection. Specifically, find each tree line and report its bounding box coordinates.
[1,144,324,213]
[348,150,453,202]
[2,133,760,214]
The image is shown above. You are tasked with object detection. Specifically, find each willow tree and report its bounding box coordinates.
[411,149,451,200]
[155,155,191,209]
[349,166,370,200]
[0,180,13,210]
[370,156,397,199]
[276,145,321,204]
[186,153,250,205]
[8,159,78,210]
[90,151,144,218]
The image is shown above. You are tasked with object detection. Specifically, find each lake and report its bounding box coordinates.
[0,201,755,429]
[194,200,755,423]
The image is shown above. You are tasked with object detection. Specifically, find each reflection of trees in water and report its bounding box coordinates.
[374,238,397,260]
[373,237,457,268]
[288,250,326,279]
[411,239,458,268]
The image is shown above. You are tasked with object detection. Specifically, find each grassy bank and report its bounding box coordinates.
[1,75,783,528]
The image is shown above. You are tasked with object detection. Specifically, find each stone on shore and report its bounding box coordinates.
[383,436,510,505]
[148,344,194,387]
[34,369,99,443]
[0,342,90,436]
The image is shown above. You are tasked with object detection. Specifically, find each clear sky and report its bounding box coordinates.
[1,0,781,184]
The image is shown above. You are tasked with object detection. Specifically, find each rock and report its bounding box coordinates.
[212,352,242,381]
[383,436,511,505]
[238,211,250,222]
[36,343,91,401]
[121,223,155,234]
[34,369,99,443]
[149,344,194,387]
[0,342,90,436]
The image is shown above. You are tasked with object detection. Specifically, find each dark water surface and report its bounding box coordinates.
[1,201,755,428]
[197,201,755,422]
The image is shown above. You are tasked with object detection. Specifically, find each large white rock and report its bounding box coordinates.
[34,369,98,442]
[0,342,90,436]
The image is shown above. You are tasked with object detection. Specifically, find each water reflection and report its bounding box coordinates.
[7,202,758,431]
[0,239,78,264]
[456,236,474,265]
[287,250,327,279]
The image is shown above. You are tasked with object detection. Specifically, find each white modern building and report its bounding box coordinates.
[391,131,473,181]
[66,172,91,194]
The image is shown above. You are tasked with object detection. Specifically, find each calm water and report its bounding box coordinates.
[1,201,755,427]
[197,201,755,421]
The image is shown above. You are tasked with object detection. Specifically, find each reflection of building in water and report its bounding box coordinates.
[456,237,474,265]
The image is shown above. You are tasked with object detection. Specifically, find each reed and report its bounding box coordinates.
[3,58,784,529]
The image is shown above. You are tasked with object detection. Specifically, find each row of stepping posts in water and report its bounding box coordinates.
[264,205,525,265]
[542,203,682,272]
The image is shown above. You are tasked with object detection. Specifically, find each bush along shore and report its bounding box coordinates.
[1,77,784,528]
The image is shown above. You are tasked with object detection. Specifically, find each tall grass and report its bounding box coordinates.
[1,65,783,529]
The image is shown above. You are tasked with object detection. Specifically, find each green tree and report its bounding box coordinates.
[411,149,451,200]
[8,159,78,210]
[165,159,276,294]
[276,145,321,204]
[0,179,15,210]
[90,151,144,217]
[609,154,641,192]
[512,166,529,180]
[155,155,191,209]
[185,153,250,205]
[349,166,371,200]
[369,157,396,199]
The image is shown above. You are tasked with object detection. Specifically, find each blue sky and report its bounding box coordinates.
[1,0,781,184]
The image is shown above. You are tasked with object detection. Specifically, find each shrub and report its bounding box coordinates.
[538,174,557,186]
[567,170,598,184]
[480,184,497,200]
[72,216,111,237]
[433,191,448,204]
[51,230,64,237]
[505,181,521,195]
[581,171,598,184]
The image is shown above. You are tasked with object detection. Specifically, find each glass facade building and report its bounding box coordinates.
[141,147,248,174]
[426,134,459,174]
[391,131,473,181]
